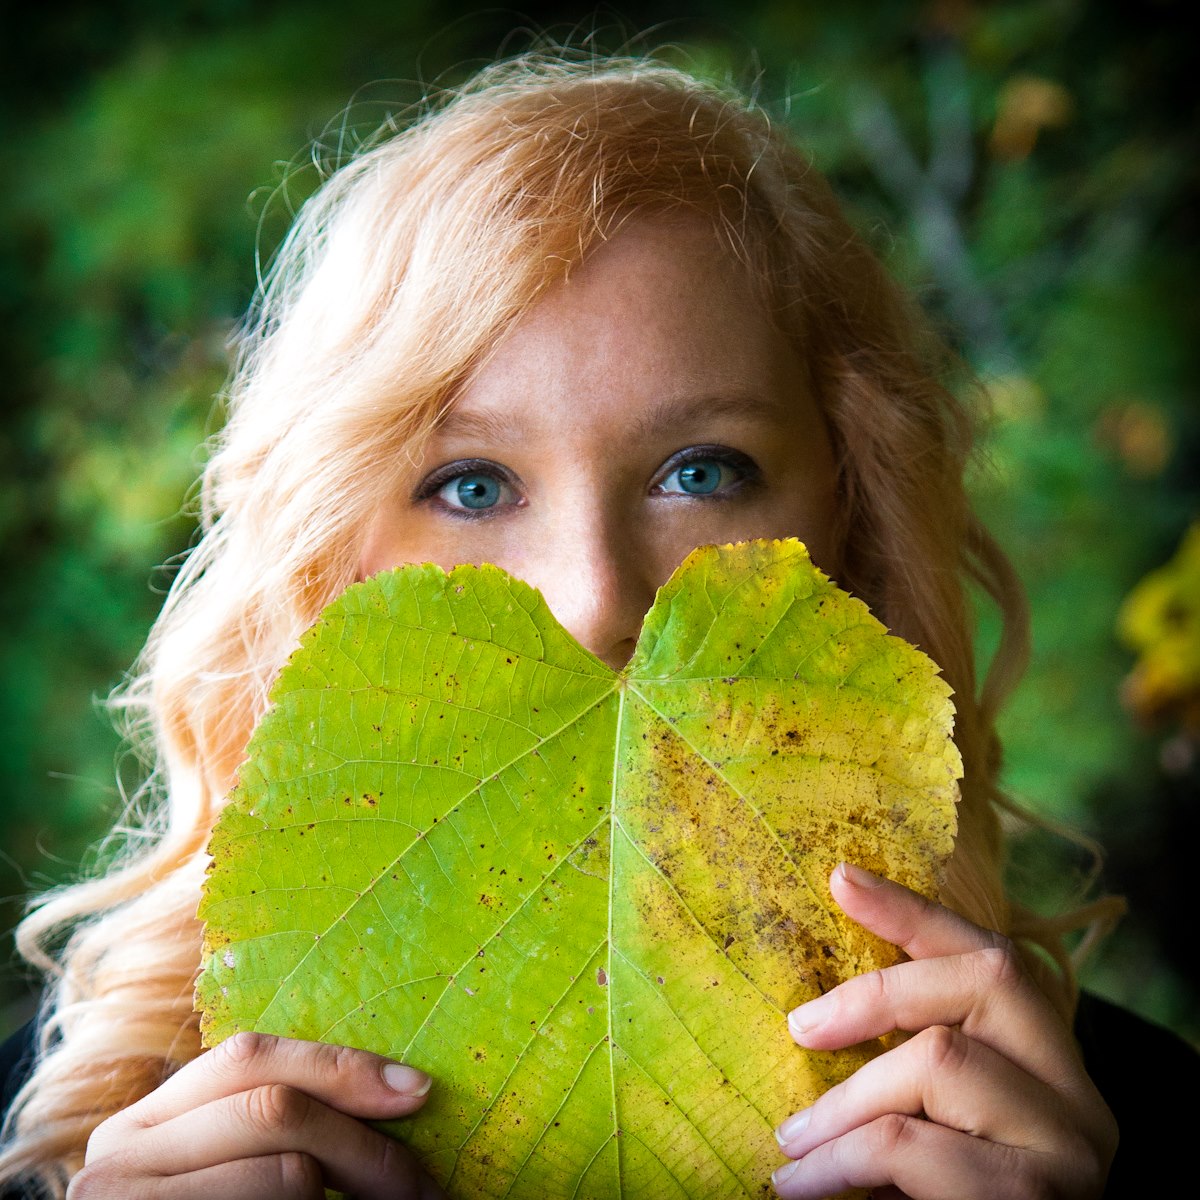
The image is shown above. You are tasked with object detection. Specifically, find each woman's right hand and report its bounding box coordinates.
[67,1031,441,1199]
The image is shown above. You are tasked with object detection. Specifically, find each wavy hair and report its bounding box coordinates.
[0,51,1110,1195]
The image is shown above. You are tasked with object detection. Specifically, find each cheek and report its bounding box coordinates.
[358,514,393,579]
[358,506,537,582]
[777,483,842,581]
[761,437,842,579]
[703,444,842,575]
[357,509,461,579]
[639,488,839,592]
[357,508,426,579]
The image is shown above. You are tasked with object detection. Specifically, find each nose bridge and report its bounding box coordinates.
[536,501,654,669]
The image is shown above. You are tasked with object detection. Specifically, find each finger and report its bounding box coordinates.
[771,1114,1071,1200]
[90,1033,430,1155]
[829,862,1008,960]
[68,1150,325,1200]
[775,1024,1075,1160]
[101,1085,433,1200]
[786,949,1081,1090]
[793,865,1081,1083]
[71,1151,445,1200]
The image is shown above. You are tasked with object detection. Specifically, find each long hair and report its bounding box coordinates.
[0,51,1093,1195]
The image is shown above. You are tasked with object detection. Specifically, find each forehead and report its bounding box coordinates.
[439,218,805,440]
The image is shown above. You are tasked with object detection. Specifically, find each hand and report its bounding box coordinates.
[68,1032,441,1199]
[772,863,1117,1200]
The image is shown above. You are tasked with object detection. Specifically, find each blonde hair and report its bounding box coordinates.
[0,50,1106,1195]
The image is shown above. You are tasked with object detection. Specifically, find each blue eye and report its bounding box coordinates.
[658,455,739,496]
[433,468,517,513]
[446,473,499,509]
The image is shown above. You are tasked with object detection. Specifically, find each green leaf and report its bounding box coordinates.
[196,539,959,1197]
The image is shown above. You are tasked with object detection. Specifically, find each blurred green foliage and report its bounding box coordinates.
[1,0,1196,1046]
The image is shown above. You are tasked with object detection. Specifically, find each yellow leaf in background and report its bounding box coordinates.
[990,74,1074,160]
[1118,522,1200,738]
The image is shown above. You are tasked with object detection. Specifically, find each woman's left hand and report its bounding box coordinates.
[771,862,1117,1200]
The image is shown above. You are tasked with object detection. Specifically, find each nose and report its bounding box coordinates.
[526,515,658,671]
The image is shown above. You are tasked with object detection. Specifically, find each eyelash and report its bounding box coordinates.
[411,458,521,521]
[651,445,760,499]
[413,445,760,519]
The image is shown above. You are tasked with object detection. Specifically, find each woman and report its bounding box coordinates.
[0,51,1148,1198]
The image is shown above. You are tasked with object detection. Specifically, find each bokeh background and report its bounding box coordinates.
[1,0,1196,1048]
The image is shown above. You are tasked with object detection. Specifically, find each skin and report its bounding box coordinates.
[71,1036,438,1199]
[773,864,1115,1199]
[72,219,1115,1197]
[359,218,842,667]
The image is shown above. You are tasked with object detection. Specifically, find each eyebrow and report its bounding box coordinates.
[432,406,526,446]
[626,392,788,440]
[434,391,788,445]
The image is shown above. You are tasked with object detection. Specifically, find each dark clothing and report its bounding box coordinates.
[1073,992,1197,1193]
[1,994,1195,1196]
[0,1019,35,1133]
[0,1020,38,1200]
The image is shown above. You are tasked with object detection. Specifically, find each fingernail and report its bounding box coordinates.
[787,996,831,1038]
[772,1158,802,1189]
[774,1107,809,1146]
[383,1062,432,1096]
[837,861,883,888]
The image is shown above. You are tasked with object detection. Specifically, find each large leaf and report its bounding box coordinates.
[196,539,960,1197]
